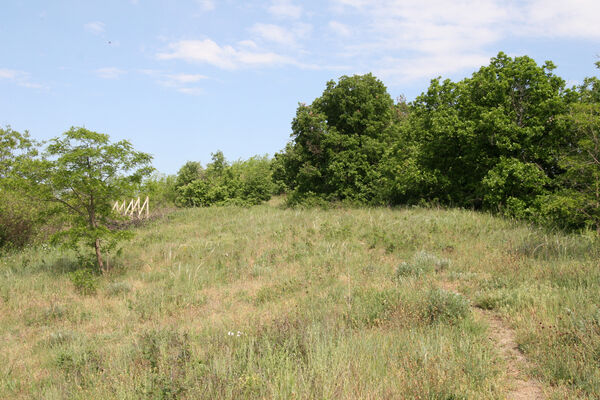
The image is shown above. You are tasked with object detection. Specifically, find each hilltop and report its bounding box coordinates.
[1,204,599,399]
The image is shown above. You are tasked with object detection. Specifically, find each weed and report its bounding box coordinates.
[425,289,470,325]
[69,268,99,295]
[105,281,132,297]
[393,250,451,280]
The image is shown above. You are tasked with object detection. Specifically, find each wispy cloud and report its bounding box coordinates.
[141,69,208,95]
[517,0,600,38]
[95,67,126,79]
[251,24,297,46]
[84,21,105,35]
[329,0,600,82]
[328,21,351,37]
[268,0,302,19]
[165,73,208,84]
[177,87,204,95]
[0,68,44,89]
[157,39,297,69]
[197,0,215,11]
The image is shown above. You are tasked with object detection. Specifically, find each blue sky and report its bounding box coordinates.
[1,0,599,174]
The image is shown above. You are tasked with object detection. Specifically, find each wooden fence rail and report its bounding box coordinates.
[112,196,149,219]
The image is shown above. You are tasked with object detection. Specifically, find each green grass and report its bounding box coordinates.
[1,203,599,398]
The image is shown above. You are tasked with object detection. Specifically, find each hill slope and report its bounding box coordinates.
[1,204,599,399]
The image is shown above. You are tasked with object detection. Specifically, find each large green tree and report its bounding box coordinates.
[27,127,153,271]
[396,52,569,213]
[277,73,396,203]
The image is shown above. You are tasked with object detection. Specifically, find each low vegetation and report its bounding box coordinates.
[1,203,599,398]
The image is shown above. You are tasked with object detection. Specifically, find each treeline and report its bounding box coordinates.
[273,52,600,232]
[173,52,599,232]
[2,52,599,253]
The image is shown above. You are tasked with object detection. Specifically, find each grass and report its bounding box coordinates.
[1,203,599,398]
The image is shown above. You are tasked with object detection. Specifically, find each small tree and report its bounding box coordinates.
[29,127,153,271]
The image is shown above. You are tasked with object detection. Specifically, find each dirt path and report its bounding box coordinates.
[439,281,544,399]
[473,308,544,399]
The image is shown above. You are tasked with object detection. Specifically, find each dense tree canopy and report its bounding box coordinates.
[402,52,569,212]
[274,52,600,232]
[277,73,396,203]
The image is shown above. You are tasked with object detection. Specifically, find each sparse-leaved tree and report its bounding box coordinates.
[27,127,153,271]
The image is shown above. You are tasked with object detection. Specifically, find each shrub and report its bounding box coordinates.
[0,191,37,249]
[393,251,450,281]
[106,281,132,297]
[425,289,470,325]
[176,152,275,207]
[69,269,99,295]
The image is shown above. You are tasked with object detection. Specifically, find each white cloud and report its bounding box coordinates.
[197,0,215,11]
[329,0,600,82]
[0,68,44,89]
[177,87,204,95]
[165,73,208,84]
[157,39,296,69]
[328,21,351,37]
[238,40,258,49]
[251,24,297,46]
[95,67,126,79]
[0,69,19,80]
[518,0,600,38]
[140,69,208,94]
[377,53,492,83]
[268,0,302,19]
[84,21,105,35]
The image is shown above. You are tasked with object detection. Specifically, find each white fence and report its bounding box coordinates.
[112,196,149,219]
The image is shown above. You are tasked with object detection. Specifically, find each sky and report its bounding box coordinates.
[1,0,599,174]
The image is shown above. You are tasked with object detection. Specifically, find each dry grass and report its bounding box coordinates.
[1,203,599,398]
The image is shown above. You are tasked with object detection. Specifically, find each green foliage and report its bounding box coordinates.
[175,151,275,207]
[175,161,203,189]
[273,55,600,233]
[481,157,550,218]
[393,251,450,280]
[24,127,153,271]
[552,102,600,231]
[398,52,567,209]
[139,172,177,208]
[69,269,99,295]
[0,127,40,249]
[425,289,470,325]
[277,74,396,203]
[0,190,37,249]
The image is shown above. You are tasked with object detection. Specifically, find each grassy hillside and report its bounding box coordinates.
[1,203,599,399]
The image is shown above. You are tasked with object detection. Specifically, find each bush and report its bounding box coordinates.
[69,269,99,295]
[175,152,275,207]
[425,289,470,325]
[393,251,450,280]
[0,191,37,249]
[105,281,132,297]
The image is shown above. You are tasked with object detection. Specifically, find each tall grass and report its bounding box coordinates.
[1,204,598,398]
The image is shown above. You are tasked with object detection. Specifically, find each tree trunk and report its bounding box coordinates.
[95,238,105,272]
[88,193,106,273]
